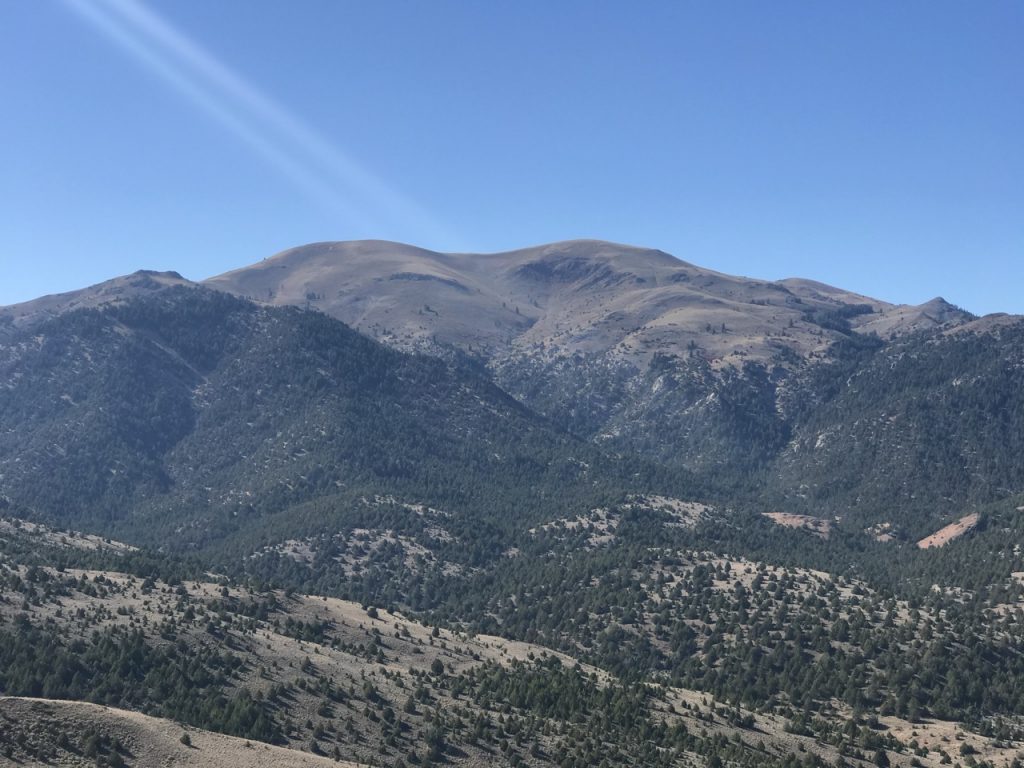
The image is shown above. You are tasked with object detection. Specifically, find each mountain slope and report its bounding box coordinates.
[4,239,1018,537]
[205,239,970,368]
[0,286,669,554]
[7,519,1024,768]
[0,697,362,767]
[769,320,1024,535]
[203,240,979,476]
[0,269,195,335]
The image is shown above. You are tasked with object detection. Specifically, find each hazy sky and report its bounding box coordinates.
[2,1,1021,314]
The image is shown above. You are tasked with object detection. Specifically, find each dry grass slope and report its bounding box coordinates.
[0,696,362,767]
[203,239,973,369]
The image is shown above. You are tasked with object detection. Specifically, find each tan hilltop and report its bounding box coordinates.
[0,697,363,767]
[204,239,974,368]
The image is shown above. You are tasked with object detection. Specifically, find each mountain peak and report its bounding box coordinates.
[205,239,971,368]
[0,269,196,331]
[5,240,981,369]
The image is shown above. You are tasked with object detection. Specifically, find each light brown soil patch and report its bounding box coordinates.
[762,512,832,539]
[0,697,361,767]
[917,513,980,549]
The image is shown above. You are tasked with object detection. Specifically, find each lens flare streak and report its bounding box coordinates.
[63,0,451,243]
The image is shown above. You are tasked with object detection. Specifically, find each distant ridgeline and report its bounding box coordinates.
[3,240,1021,549]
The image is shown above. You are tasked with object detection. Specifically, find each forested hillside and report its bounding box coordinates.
[0,286,681,554]
[3,245,1024,767]
[6,519,1024,768]
[769,320,1024,535]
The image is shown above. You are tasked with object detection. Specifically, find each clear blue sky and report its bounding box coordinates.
[1,1,1021,314]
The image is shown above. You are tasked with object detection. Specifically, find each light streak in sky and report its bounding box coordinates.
[64,0,452,244]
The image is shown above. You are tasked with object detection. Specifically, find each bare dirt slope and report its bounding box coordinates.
[0,696,361,767]
[763,511,832,539]
[917,512,981,549]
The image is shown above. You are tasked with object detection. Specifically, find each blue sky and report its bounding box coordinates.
[1,1,1021,314]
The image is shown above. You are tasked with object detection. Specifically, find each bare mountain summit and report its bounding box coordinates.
[204,239,971,368]
[201,240,980,471]
[0,270,195,332]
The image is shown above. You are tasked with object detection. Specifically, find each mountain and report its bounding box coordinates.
[7,242,1024,767]
[205,239,970,367]
[205,239,1019,525]
[0,284,676,559]
[203,241,979,475]
[3,240,1019,538]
